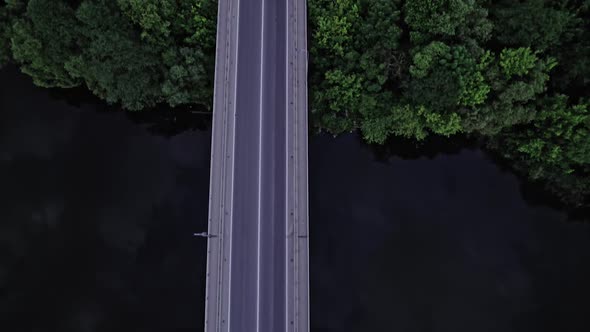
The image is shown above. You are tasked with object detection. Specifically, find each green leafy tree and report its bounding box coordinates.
[10,0,81,87]
[6,0,216,110]
[406,42,491,111]
[512,96,590,171]
[491,96,590,205]
[116,0,217,50]
[311,0,358,57]
[161,46,212,107]
[545,0,590,96]
[404,0,492,44]
[491,0,577,51]
[309,0,404,138]
[64,0,163,109]
[499,47,538,77]
[0,0,25,68]
[117,0,176,42]
[461,50,557,135]
[361,103,462,144]
[188,0,218,49]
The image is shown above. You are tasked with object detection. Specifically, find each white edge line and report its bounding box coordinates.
[256,0,265,330]
[285,0,291,331]
[227,0,240,329]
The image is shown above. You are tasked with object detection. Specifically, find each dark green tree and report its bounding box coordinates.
[491,96,590,205]
[405,42,491,112]
[461,48,558,135]
[491,0,577,52]
[64,0,163,109]
[404,0,492,45]
[10,0,81,87]
[0,0,25,68]
[6,0,216,110]
[490,0,589,98]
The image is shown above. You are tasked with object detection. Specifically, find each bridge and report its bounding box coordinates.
[203,0,309,330]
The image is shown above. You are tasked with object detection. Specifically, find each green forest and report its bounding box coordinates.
[1,0,589,210]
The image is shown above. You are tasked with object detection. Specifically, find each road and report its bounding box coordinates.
[204,0,309,330]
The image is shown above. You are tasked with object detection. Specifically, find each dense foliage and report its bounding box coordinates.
[490,96,590,205]
[0,0,589,208]
[0,0,216,110]
[308,0,590,207]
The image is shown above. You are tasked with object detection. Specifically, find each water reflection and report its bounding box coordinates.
[309,133,590,331]
[0,66,211,331]
[368,133,590,222]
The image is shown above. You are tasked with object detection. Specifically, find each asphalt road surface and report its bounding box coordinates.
[204,0,309,331]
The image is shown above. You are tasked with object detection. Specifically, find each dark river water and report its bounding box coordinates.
[1,66,590,332]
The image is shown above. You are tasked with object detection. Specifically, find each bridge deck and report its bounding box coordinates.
[204,0,309,330]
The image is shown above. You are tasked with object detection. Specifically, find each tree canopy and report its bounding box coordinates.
[1,0,216,110]
[307,0,590,208]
